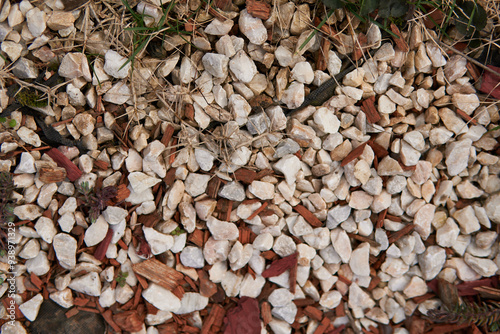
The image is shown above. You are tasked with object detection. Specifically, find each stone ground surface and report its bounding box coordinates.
[1,0,500,333]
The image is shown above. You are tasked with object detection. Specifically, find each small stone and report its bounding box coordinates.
[204,19,234,35]
[268,288,294,307]
[239,9,267,45]
[53,233,77,269]
[19,294,43,321]
[206,216,239,241]
[229,50,257,83]
[452,93,480,115]
[248,181,274,200]
[104,50,131,79]
[73,112,95,136]
[271,233,298,258]
[17,126,41,147]
[274,154,301,185]
[128,172,161,193]
[378,95,396,114]
[464,253,498,277]
[348,283,375,310]
[102,206,128,225]
[331,228,351,263]
[349,191,373,210]
[272,303,297,324]
[26,251,50,276]
[485,192,500,224]
[413,204,436,240]
[50,288,74,308]
[180,246,205,268]
[349,242,370,276]
[319,290,342,309]
[194,148,215,171]
[313,107,340,134]
[425,43,446,67]
[185,173,211,197]
[175,292,209,314]
[47,11,75,30]
[84,216,108,246]
[374,43,395,61]
[142,283,181,312]
[403,276,428,298]
[143,227,174,255]
[444,55,467,82]
[34,217,57,244]
[436,218,460,247]
[103,81,131,104]
[202,53,229,78]
[58,53,92,81]
[14,152,35,173]
[14,204,43,220]
[26,8,46,37]
[68,272,102,297]
[418,246,446,280]
[291,61,314,84]
[1,40,22,61]
[12,58,39,79]
[445,139,472,176]
[453,206,480,234]
[219,181,246,202]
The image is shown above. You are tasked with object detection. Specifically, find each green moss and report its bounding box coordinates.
[16,89,48,108]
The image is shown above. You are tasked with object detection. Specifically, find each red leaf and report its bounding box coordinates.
[479,65,500,99]
[94,229,113,261]
[224,297,261,334]
[262,252,298,278]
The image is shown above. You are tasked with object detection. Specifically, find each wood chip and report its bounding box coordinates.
[224,297,261,334]
[368,140,389,158]
[361,96,381,124]
[93,229,114,261]
[246,0,271,20]
[161,124,175,147]
[388,224,415,243]
[293,205,323,227]
[262,252,298,278]
[198,270,218,298]
[201,304,225,334]
[114,184,131,203]
[102,309,122,333]
[341,142,368,167]
[46,148,82,181]
[113,308,146,332]
[38,166,67,183]
[390,23,409,52]
[304,305,323,321]
[455,109,478,125]
[132,258,184,291]
[247,201,268,220]
[188,228,204,247]
[346,232,380,248]
[317,38,330,72]
[93,160,109,170]
[234,168,257,184]
[313,317,331,334]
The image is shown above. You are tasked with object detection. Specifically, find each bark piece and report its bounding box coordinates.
[293,205,323,227]
[224,297,261,334]
[39,166,67,183]
[246,0,271,20]
[262,252,298,278]
[132,258,184,291]
[46,148,82,181]
[361,96,381,124]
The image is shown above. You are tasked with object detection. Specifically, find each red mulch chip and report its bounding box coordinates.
[479,65,500,99]
[223,297,261,334]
